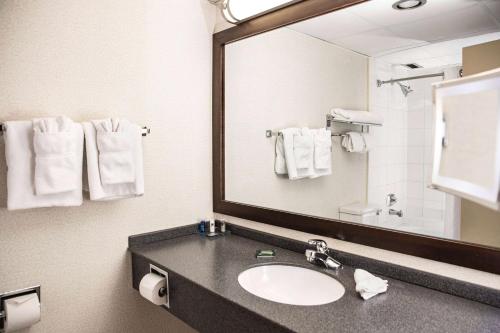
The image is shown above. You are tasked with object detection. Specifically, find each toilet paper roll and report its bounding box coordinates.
[139,273,166,305]
[4,293,41,332]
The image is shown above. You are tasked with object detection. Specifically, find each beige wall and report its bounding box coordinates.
[461,39,500,248]
[462,39,500,76]
[0,0,214,332]
[225,28,368,219]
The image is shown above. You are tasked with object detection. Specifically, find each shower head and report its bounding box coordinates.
[397,82,413,97]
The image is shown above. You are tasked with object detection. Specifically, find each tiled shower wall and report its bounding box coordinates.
[368,60,458,232]
[368,58,408,227]
[405,68,446,225]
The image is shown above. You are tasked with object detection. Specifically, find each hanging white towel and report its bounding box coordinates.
[3,121,83,210]
[281,128,313,180]
[82,120,144,201]
[342,132,364,152]
[92,118,135,185]
[313,128,332,171]
[341,132,372,153]
[354,269,388,300]
[293,128,314,170]
[274,133,287,175]
[331,108,384,125]
[32,116,80,195]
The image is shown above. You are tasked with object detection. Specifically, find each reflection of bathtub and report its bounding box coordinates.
[380,216,445,238]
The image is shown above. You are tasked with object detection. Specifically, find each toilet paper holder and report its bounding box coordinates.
[0,285,41,332]
[149,264,169,309]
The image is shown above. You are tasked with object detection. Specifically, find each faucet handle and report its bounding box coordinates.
[308,239,328,254]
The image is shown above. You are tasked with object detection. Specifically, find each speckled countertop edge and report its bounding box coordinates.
[128,223,500,308]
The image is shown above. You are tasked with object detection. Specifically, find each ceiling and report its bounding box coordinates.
[288,0,500,58]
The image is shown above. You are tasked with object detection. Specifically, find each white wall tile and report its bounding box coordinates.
[423,208,443,220]
[407,181,424,199]
[407,164,424,182]
[424,200,444,210]
[424,129,433,147]
[407,129,426,146]
[424,187,445,202]
[406,206,423,218]
[407,147,424,164]
[424,146,434,164]
[408,99,426,114]
[407,111,425,128]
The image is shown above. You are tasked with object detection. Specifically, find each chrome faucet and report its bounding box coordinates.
[305,239,342,270]
[389,208,403,217]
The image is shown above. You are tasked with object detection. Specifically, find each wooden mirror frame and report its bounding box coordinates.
[212,0,500,274]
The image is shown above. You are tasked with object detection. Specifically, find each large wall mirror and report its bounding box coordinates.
[213,0,500,273]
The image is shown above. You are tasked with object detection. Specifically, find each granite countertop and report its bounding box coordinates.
[130,231,500,333]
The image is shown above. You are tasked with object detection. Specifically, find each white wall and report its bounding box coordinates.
[0,1,214,332]
[225,28,369,219]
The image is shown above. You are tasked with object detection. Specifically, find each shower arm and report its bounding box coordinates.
[377,72,445,87]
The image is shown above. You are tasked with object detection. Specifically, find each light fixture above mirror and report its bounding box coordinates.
[209,0,299,23]
[392,0,427,10]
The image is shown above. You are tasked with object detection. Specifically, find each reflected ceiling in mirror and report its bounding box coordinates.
[223,0,500,249]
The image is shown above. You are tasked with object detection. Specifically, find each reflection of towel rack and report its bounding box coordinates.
[265,129,346,138]
[326,114,381,133]
[0,123,151,137]
[265,114,382,139]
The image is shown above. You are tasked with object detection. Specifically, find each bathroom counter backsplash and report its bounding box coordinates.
[128,224,500,333]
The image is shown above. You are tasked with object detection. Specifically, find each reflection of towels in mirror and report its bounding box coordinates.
[276,127,331,179]
[311,128,332,177]
[331,108,383,125]
[341,132,372,153]
[282,128,315,180]
[293,128,314,170]
[274,133,287,175]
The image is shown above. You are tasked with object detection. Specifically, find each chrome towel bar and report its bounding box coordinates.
[0,123,151,137]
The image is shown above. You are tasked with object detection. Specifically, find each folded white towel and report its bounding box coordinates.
[4,121,83,210]
[311,128,331,178]
[92,118,135,185]
[32,116,80,195]
[281,128,314,180]
[274,133,287,175]
[331,108,384,125]
[354,269,388,300]
[82,120,144,201]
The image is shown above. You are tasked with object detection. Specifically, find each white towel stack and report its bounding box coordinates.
[4,118,84,210]
[83,118,144,201]
[93,118,136,185]
[275,127,331,180]
[341,132,373,153]
[354,269,388,300]
[33,117,81,195]
[331,108,383,125]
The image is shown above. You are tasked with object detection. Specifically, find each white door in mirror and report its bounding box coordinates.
[432,68,500,211]
[238,264,345,306]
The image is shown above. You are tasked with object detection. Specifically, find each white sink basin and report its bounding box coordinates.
[238,264,345,306]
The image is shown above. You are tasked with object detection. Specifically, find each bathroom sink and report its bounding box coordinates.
[238,264,345,306]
